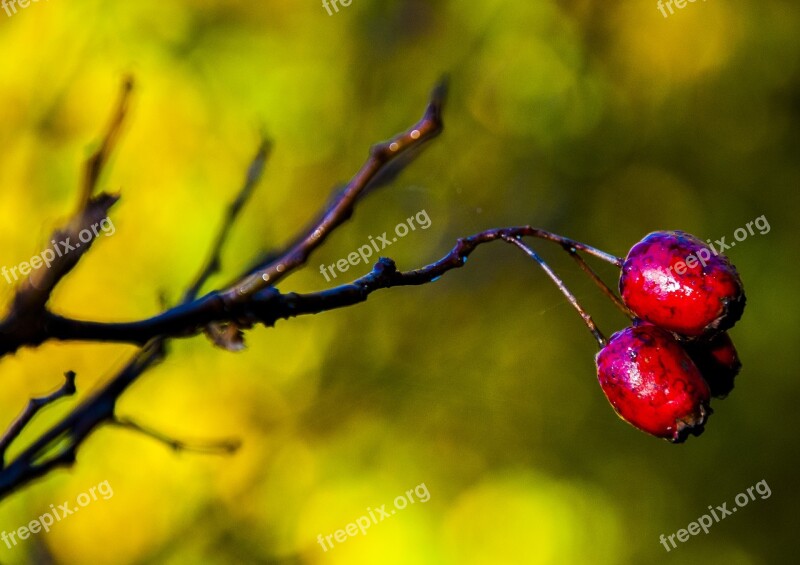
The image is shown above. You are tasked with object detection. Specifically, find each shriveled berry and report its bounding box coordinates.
[683,332,741,399]
[596,325,711,443]
[619,231,745,337]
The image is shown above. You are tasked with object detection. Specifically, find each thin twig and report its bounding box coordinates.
[0,341,164,497]
[221,79,448,300]
[0,81,451,357]
[562,245,633,318]
[0,76,129,340]
[530,232,623,267]
[78,76,133,214]
[502,236,607,347]
[112,417,241,455]
[0,371,77,466]
[184,137,272,303]
[0,129,269,496]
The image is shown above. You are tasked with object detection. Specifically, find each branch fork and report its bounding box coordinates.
[0,76,628,500]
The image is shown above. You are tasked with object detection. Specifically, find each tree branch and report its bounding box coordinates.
[0,341,165,497]
[183,137,272,304]
[0,77,264,497]
[0,226,621,352]
[0,76,627,501]
[111,417,241,455]
[0,371,77,466]
[79,76,133,214]
[220,79,448,300]
[0,78,131,352]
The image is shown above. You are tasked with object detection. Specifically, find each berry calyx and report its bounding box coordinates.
[683,332,741,399]
[619,231,745,337]
[596,325,712,443]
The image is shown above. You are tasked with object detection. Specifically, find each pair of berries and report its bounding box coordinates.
[596,231,745,443]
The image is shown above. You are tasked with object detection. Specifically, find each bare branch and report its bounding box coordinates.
[0,131,269,496]
[0,81,449,358]
[221,79,448,300]
[0,371,77,466]
[0,341,164,498]
[7,227,616,350]
[0,77,130,351]
[112,417,241,455]
[242,227,617,342]
[79,76,133,213]
[184,137,272,303]
[0,77,630,502]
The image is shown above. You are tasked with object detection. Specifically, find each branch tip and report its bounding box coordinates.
[0,370,79,466]
[113,417,241,456]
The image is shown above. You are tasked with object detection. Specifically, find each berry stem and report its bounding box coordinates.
[502,235,608,347]
[562,245,634,319]
[525,229,624,267]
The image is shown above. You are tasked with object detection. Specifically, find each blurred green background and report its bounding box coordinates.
[1,0,798,563]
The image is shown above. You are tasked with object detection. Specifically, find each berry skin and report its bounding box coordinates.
[619,231,745,338]
[596,325,712,443]
[683,332,741,399]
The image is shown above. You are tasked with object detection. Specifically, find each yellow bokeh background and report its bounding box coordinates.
[1,0,798,563]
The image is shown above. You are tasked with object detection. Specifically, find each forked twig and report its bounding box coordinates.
[0,77,627,500]
[112,417,241,455]
[503,236,607,347]
[0,371,77,465]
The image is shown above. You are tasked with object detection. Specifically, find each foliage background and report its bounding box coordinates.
[0,0,798,563]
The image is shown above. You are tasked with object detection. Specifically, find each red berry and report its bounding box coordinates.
[596,325,712,442]
[619,231,745,337]
[683,332,741,399]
